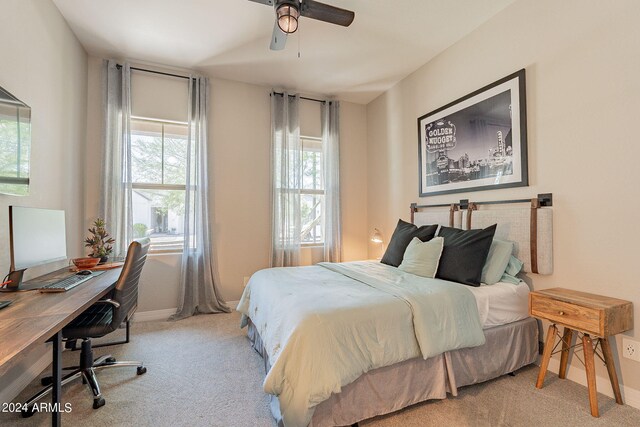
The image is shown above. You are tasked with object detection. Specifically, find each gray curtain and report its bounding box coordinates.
[171,77,229,320]
[270,92,301,267]
[321,101,341,262]
[101,60,132,258]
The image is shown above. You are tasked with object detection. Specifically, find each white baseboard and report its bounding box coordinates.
[132,308,177,322]
[134,301,238,323]
[0,346,52,403]
[545,358,640,410]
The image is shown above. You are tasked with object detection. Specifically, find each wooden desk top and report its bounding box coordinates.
[0,268,122,377]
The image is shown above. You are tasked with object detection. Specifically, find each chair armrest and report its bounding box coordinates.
[95,299,121,308]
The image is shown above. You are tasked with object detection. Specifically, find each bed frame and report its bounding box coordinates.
[250,194,553,426]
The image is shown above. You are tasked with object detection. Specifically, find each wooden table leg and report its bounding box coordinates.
[601,337,623,405]
[583,334,599,417]
[536,324,557,388]
[559,327,573,379]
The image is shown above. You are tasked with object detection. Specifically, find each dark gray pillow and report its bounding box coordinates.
[380,220,438,267]
[436,224,497,287]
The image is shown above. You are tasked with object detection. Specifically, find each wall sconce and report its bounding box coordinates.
[371,228,383,244]
[370,228,384,260]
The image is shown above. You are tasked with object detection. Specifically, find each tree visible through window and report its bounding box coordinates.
[0,100,30,196]
[130,118,188,252]
[301,136,324,245]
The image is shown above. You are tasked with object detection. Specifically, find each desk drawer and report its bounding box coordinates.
[530,294,602,335]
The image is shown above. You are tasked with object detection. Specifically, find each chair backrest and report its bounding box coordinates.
[112,238,150,326]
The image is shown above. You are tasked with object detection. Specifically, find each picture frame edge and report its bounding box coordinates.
[417,68,528,198]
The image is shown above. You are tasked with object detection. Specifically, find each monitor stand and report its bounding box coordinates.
[6,269,25,290]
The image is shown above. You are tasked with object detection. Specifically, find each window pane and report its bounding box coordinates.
[131,121,163,184]
[0,105,31,196]
[163,124,188,185]
[0,105,30,178]
[301,194,324,244]
[132,189,185,251]
[302,150,323,190]
[302,137,323,192]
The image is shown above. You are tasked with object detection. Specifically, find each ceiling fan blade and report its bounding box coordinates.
[270,22,288,50]
[248,0,274,5]
[300,0,355,27]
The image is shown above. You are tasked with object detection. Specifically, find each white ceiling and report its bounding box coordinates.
[53,0,515,104]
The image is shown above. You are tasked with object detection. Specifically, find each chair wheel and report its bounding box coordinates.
[105,356,116,364]
[93,397,105,409]
[137,366,147,375]
[41,376,53,386]
[21,407,35,418]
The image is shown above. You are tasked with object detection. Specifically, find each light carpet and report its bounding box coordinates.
[2,312,639,427]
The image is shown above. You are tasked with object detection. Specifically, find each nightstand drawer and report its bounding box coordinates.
[530,294,601,335]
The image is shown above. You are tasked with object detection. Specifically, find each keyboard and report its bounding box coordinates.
[39,274,93,293]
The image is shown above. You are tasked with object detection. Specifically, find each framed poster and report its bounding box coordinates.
[418,69,528,197]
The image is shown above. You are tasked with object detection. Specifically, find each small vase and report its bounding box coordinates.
[98,256,108,265]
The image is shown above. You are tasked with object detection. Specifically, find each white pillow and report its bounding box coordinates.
[398,237,444,278]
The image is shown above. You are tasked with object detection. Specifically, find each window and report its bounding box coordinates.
[0,89,31,196]
[301,136,324,245]
[130,118,188,252]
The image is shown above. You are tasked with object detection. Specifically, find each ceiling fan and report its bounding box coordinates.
[249,0,355,51]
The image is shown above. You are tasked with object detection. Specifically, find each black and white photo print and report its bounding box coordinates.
[418,69,528,196]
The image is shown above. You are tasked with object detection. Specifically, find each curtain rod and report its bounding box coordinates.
[271,92,327,104]
[116,64,192,81]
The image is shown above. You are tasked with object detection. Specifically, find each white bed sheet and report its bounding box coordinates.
[467,282,530,329]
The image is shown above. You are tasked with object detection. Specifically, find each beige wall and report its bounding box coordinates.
[339,102,369,262]
[0,0,88,401]
[366,0,640,396]
[84,65,369,308]
[208,78,272,303]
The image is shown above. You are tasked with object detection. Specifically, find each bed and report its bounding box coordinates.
[238,195,553,427]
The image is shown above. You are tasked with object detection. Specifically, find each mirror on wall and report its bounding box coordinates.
[0,86,31,196]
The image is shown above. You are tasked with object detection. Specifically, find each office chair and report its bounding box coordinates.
[22,238,151,417]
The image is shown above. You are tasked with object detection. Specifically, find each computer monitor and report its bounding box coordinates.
[7,206,67,289]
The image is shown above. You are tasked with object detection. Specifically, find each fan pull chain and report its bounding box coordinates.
[298,27,301,58]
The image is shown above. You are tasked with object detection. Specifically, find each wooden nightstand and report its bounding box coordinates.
[529,288,633,417]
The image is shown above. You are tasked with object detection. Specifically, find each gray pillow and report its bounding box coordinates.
[398,237,444,278]
[481,239,514,285]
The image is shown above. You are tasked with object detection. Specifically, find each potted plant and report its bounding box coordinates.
[84,218,115,264]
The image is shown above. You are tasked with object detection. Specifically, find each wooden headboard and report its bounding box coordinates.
[410,194,553,275]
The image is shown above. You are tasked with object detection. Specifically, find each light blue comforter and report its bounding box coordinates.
[237,261,485,427]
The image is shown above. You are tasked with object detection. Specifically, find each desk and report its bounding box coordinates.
[0,267,122,426]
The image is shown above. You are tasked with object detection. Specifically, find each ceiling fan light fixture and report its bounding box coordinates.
[277,4,299,34]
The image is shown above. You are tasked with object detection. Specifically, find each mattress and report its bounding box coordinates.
[467,281,530,329]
